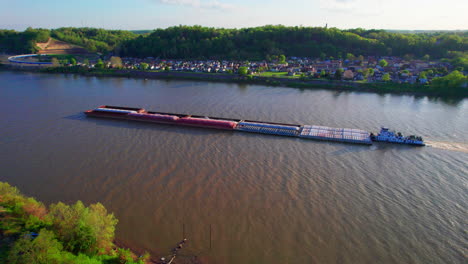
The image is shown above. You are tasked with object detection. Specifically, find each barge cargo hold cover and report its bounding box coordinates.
[299,125,372,144]
[85,105,373,145]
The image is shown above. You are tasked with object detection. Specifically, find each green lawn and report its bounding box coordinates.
[257,71,289,77]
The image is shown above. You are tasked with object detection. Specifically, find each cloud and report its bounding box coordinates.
[157,0,236,11]
[318,0,384,15]
[319,0,359,10]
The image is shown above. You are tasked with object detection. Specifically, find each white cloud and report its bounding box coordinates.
[319,0,359,10]
[157,0,236,11]
[318,0,384,15]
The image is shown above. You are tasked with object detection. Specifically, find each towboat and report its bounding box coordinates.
[370,127,425,146]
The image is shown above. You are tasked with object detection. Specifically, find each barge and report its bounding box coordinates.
[84,106,423,146]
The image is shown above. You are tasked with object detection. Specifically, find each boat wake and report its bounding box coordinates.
[425,141,468,154]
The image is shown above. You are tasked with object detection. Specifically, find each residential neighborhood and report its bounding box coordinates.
[93,55,461,84]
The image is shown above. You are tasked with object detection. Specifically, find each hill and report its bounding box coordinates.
[119,25,468,60]
[36,38,89,55]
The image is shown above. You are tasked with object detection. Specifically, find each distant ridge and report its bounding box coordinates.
[385,29,468,34]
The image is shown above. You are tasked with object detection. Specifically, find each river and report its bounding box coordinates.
[0,71,467,263]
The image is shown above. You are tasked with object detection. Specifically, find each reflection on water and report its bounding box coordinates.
[0,71,467,264]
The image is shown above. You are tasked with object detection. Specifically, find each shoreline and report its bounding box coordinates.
[1,64,467,98]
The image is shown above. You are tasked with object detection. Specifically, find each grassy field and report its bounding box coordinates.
[257,71,289,77]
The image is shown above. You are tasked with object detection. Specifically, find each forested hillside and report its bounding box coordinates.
[0,28,50,53]
[50,28,137,53]
[0,28,137,54]
[119,25,468,60]
[1,26,467,63]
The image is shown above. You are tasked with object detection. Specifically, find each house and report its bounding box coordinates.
[343,70,354,80]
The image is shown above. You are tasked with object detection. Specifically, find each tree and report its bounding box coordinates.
[140,63,149,70]
[422,54,430,61]
[110,56,123,68]
[431,70,467,94]
[95,59,105,69]
[382,73,391,82]
[364,68,374,78]
[238,66,248,75]
[346,53,355,60]
[48,201,118,255]
[83,59,90,66]
[70,57,77,66]
[8,229,64,264]
[278,54,286,64]
[419,72,427,80]
[320,70,327,78]
[320,52,326,61]
[400,69,410,76]
[378,59,388,67]
[334,68,344,80]
[51,58,60,67]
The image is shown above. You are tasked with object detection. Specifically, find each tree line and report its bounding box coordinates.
[0,27,137,54]
[0,28,50,53]
[0,26,467,64]
[0,181,149,264]
[119,25,467,60]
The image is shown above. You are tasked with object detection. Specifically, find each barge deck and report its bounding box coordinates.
[85,105,374,145]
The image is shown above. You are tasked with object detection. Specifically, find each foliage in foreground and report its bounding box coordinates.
[0,182,149,264]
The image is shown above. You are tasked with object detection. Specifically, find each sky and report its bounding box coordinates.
[1,0,467,30]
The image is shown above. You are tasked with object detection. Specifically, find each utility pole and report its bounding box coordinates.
[209,224,212,250]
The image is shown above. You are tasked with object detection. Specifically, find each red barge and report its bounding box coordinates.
[85,105,240,130]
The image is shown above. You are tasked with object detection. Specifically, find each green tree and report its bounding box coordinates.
[364,68,374,78]
[140,63,149,70]
[83,59,90,66]
[320,52,326,61]
[431,70,467,94]
[95,59,105,69]
[110,56,123,68]
[320,70,327,78]
[422,54,430,61]
[48,201,117,255]
[278,54,286,64]
[378,59,388,67]
[238,66,248,75]
[8,229,63,264]
[419,72,427,79]
[334,68,344,80]
[382,73,391,82]
[346,53,355,60]
[400,69,410,75]
[70,57,77,66]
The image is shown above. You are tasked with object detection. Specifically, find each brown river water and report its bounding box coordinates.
[1,71,467,263]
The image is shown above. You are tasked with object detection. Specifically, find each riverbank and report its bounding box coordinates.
[0,181,204,264]
[2,64,467,97]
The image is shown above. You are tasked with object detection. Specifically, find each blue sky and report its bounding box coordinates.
[1,0,467,30]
